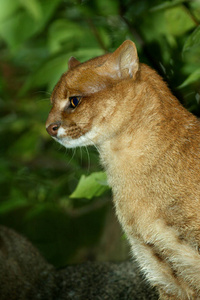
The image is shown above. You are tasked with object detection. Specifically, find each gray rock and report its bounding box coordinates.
[0,226,158,300]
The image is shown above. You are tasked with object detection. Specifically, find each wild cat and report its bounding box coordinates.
[46,40,200,299]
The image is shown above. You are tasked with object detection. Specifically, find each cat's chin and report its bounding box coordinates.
[53,134,94,149]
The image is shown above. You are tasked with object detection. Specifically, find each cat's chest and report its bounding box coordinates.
[100,147,159,238]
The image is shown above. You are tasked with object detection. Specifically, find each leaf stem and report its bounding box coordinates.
[182,2,200,26]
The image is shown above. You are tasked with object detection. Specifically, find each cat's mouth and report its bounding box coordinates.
[50,126,83,148]
[46,121,84,140]
[46,117,99,148]
[57,126,83,140]
[47,125,97,149]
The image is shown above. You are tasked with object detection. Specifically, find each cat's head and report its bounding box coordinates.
[46,40,139,148]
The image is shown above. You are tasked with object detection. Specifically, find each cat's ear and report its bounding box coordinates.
[68,57,81,69]
[103,40,139,79]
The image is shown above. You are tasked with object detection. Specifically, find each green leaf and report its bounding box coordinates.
[0,10,43,48]
[0,0,20,22]
[19,0,42,20]
[20,53,71,94]
[183,25,200,53]
[150,0,185,12]
[96,0,119,16]
[72,48,105,62]
[48,19,108,55]
[0,198,28,214]
[0,189,28,214]
[48,19,84,54]
[70,172,110,200]
[8,130,39,160]
[165,6,195,36]
[179,68,200,88]
[0,0,62,49]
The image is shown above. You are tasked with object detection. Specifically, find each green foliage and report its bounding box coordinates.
[70,172,109,200]
[183,25,200,52]
[179,68,200,88]
[0,0,61,49]
[0,0,200,266]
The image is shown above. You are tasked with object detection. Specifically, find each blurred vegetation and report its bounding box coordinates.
[0,0,200,267]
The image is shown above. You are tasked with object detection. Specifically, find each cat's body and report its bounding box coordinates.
[46,40,200,299]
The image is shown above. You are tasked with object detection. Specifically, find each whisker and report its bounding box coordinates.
[79,146,83,166]
[65,147,77,168]
[32,90,52,96]
[84,135,100,154]
[84,146,91,173]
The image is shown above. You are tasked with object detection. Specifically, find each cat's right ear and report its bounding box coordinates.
[100,40,139,80]
[68,57,81,69]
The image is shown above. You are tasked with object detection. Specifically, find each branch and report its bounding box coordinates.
[182,2,200,26]
[87,18,108,53]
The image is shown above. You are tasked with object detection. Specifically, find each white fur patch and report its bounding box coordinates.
[56,126,98,148]
[59,99,68,110]
[57,127,66,137]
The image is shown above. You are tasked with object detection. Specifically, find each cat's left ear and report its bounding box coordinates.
[68,57,81,69]
[102,40,139,79]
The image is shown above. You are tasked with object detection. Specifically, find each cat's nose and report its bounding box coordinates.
[46,122,61,137]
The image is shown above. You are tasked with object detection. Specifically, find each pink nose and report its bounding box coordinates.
[46,122,61,137]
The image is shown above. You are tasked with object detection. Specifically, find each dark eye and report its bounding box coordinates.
[69,96,81,108]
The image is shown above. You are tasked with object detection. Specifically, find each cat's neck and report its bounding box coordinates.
[98,65,194,184]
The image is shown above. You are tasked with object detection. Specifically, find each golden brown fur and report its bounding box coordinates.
[46,40,200,299]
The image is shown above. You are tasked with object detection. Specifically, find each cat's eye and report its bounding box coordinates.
[69,96,81,108]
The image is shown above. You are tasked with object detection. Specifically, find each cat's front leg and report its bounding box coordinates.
[129,219,200,299]
[130,238,188,300]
